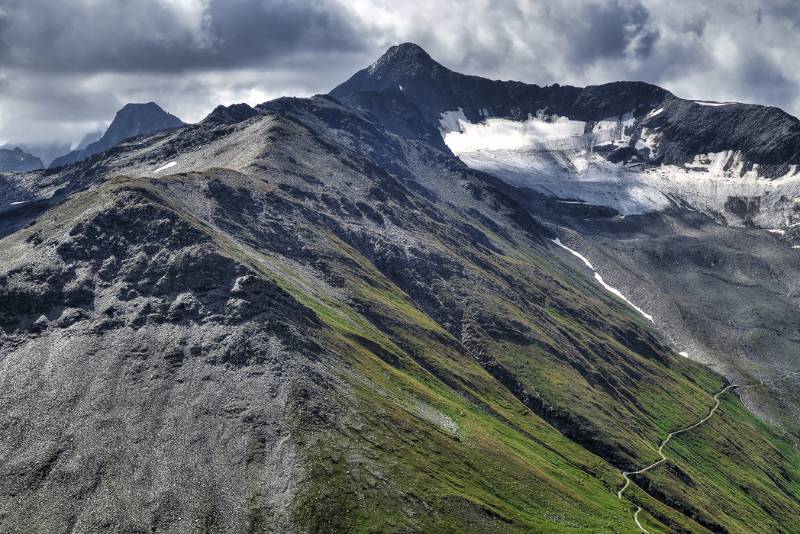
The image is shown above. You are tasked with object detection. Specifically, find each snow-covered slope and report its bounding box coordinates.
[328,41,800,447]
[332,43,800,230]
[440,110,800,228]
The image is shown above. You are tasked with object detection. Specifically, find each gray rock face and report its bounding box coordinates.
[3,43,800,534]
[332,43,800,170]
[331,43,800,428]
[50,103,185,168]
[331,43,672,130]
[0,147,43,172]
[0,180,335,533]
[529,194,800,428]
[641,98,800,166]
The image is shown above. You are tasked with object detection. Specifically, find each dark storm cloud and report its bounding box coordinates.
[0,0,367,73]
[765,1,800,29]
[2,0,800,145]
[737,51,796,108]
[566,0,658,63]
[0,0,373,143]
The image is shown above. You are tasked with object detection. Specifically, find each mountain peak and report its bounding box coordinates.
[330,43,448,101]
[111,101,182,126]
[332,43,678,132]
[49,102,185,168]
[119,101,159,109]
[115,101,164,116]
[378,42,435,64]
[368,42,441,76]
[97,101,185,153]
[202,103,259,126]
[391,42,430,54]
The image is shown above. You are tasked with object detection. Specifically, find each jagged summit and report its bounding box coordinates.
[331,42,673,129]
[333,42,673,114]
[330,42,450,103]
[102,102,184,147]
[366,42,440,76]
[386,41,434,58]
[333,43,800,168]
[50,102,185,168]
[201,103,259,126]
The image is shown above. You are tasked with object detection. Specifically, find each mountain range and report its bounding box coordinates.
[0,142,72,169]
[1,43,799,533]
[1,103,184,173]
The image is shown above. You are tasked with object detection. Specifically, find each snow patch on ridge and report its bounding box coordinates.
[593,273,654,323]
[550,238,654,322]
[154,161,177,174]
[635,127,660,156]
[438,109,468,134]
[694,101,732,107]
[551,237,595,270]
[591,112,636,146]
[647,151,800,227]
[440,112,585,152]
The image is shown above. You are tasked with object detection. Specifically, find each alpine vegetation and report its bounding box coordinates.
[1,9,800,534]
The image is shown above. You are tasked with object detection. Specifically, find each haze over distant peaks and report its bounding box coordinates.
[75,129,105,151]
[0,147,43,172]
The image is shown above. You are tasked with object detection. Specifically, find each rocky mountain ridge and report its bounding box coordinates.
[1,43,799,533]
[334,43,800,179]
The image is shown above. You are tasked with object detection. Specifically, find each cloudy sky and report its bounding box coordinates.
[1,0,798,145]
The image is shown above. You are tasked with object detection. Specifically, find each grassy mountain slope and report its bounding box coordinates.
[1,95,799,532]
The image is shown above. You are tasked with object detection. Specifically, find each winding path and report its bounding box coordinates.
[617,382,760,533]
[548,238,768,531]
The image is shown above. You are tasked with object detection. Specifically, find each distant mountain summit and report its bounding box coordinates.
[96,102,185,149]
[50,102,185,168]
[0,147,43,172]
[2,142,71,168]
[333,42,800,168]
[331,42,673,126]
